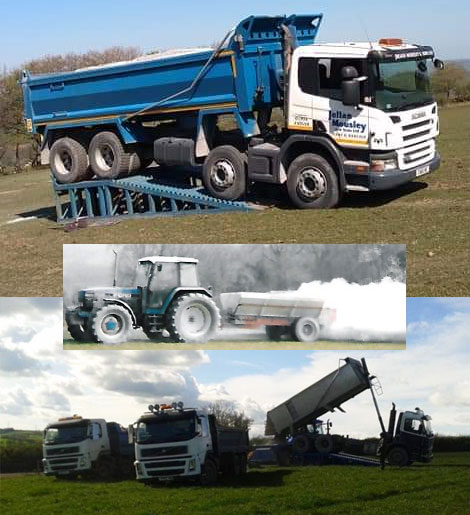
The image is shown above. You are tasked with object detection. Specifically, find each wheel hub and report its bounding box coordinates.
[55,150,73,175]
[102,315,122,335]
[297,168,327,201]
[181,304,210,337]
[211,159,235,190]
[96,144,115,171]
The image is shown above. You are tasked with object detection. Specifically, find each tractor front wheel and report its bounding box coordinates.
[90,304,133,345]
[167,294,220,343]
[65,312,93,342]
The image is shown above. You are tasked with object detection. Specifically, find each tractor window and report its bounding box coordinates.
[318,58,364,101]
[149,263,178,292]
[135,263,151,288]
[180,263,198,287]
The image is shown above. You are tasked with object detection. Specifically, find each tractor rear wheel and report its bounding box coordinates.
[167,294,220,343]
[293,317,320,342]
[90,304,133,345]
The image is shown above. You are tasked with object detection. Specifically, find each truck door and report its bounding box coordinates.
[147,263,178,309]
[312,57,370,149]
[399,416,427,459]
[288,57,315,131]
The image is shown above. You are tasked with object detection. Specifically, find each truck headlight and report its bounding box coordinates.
[371,158,398,172]
[79,457,86,467]
[188,458,196,471]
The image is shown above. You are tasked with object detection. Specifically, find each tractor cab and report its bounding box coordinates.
[137,257,200,309]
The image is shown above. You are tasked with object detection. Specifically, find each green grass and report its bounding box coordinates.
[1,106,469,297]
[1,453,469,514]
[63,339,405,351]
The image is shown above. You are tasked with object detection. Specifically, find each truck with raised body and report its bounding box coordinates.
[129,403,249,484]
[265,357,434,467]
[21,14,443,209]
[42,415,135,479]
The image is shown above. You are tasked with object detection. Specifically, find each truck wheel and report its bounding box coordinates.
[167,294,220,343]
[287,153,340,209]
[90,304,133,345]
[292,434,313,454]
[50,137,90,184]
[266,326,287,341]
[95,460,114,480]
[387,447,409,467]
[202,145,247,200]
[200,459,218,486]
[294,317,320,342]
[89,131,140,179]
[314,435,334,454]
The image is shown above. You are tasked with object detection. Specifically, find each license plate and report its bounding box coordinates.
[159,476,174,481]
[416,165,430,177]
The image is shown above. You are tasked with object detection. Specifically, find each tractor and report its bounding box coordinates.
[65,256,220,344]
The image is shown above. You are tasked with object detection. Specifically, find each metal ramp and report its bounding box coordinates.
[293,452,380,468]
[52,171,252,222]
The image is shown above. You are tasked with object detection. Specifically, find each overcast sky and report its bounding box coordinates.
[1,297,469,437]
[1,0,468,70]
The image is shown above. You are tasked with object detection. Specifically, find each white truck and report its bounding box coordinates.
[130,403,249,485]
[43,415,135,479]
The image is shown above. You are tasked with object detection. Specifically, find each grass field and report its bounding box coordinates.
[1,452,469,514]
[63,339,406,351]
[1,105,469,297]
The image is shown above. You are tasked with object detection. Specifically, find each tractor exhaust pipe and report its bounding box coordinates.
[113,250,118,287]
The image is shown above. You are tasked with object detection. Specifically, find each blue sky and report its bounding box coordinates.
[1,297,469,436]
[1,0,469,70]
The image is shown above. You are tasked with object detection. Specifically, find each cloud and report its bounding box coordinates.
[0,388,33,416]
[0,344,45,376]
[0,298,61,317]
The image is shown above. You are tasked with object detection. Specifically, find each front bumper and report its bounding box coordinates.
[135,455,201,481]
[43,455,90,476]
[346,152,441,191]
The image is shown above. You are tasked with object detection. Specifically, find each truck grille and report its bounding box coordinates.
[46,446,80,456]
[141,446,188,458]
[49,457,79,471]
[401,118,432,146]
[145,460,186,468]
[398,140,435,170]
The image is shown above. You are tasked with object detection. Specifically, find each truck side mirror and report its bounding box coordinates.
[342,80,361,107]
[128,425,134,444]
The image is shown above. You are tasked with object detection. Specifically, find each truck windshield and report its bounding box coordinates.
[137,413,197,444]
[371,59,434,112]
[44,424,89,445]
[423,419,433,435]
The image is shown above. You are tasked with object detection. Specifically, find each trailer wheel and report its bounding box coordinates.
[292,434,313,454]
[294,317,320,343]
[90,304,133,345]
[200,459,218,486]
[202,145,247,200]
[266,326,287,341]
[387,447,409,467]
[167,294,220,343]
[314,435,334,454]
[50,137,90,184]
[287,153,340,209]
[89,131,141,179]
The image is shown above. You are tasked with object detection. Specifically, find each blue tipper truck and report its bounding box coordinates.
[22,15,442,209]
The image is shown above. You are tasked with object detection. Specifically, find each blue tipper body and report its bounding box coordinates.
[21,15,322,141]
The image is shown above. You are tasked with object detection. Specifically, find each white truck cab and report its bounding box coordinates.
[285,39,441,194]
[131,403,249,484]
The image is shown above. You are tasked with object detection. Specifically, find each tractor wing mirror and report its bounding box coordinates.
[433,58,445,70]
[157,264,162,272]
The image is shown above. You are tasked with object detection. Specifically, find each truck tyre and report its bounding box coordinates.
[90,304,133,345]
[314,435,334,454]
[266,326,287,341]
[50,137,90,184]
[166,294,220,343]
[292,434,313,454]
[387,447,409,467]
[294,317,320,343]
[89,131,140,179]
[95,459,114,480]
[287,153,340,209]
[200,459,218,486]
[202,145,247,200]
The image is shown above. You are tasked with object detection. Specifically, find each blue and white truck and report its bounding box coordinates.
[22,14,443,208]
